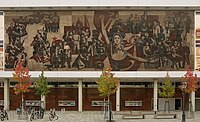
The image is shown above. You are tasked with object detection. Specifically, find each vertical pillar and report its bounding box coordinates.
[116,84,120,111]
[4,78,9,110]
[153,78,158,112]
[78,79,82,112]
[41,95,46,109]
[191,91,195,112]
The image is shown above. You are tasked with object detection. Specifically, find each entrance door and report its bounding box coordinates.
[175,98,181,110]
[195,99,200,111]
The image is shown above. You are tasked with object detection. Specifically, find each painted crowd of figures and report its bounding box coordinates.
[5,12,60,69]
[4,11,193,71]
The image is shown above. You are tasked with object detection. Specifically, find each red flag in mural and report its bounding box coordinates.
[84,15,91,38]
[84,15,89,29]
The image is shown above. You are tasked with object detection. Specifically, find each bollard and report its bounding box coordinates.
[182,111,186,122]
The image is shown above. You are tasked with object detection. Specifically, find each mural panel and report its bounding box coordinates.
[0,40,3,70]
[0,12,4,71]
[196,12,200,70]
[4,10,194,71]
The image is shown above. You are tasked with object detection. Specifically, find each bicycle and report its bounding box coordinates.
[39,108,45,119]
[30,109,37,121]
[27,106,32,115]
[49,108,58,121]
[0,110,9,121]
[16,108,22,115]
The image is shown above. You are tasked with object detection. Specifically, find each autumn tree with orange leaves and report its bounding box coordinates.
[96,65,120,101]
[180,66,198,94]
[13,59,32,110]
[96,65,120,121]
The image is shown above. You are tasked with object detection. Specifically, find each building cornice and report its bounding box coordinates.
[0,71,193,78]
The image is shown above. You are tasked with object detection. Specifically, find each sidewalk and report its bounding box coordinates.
[4,110,200,122]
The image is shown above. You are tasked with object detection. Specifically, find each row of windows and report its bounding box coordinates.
[0,81,194,88]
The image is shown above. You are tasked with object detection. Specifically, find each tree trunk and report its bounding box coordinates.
[41,95,46,110]
[103,97,106,118]
[22,92,24,111]
[108,96,112,121]
[165,98,170,113]
[19,92,28,120]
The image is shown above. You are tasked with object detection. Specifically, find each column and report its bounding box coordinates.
[78,79,83,112]
[4,78,9,110]
[116,84,120,111]
[41,95,46,109]
[153,78,158,112]
[191,91,195,112]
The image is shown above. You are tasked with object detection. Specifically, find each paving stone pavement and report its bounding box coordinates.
[3,111,200,122]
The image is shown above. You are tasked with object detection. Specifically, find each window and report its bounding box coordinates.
[120,82,151,88]
[175,82,181,88]
[83,82,98,88]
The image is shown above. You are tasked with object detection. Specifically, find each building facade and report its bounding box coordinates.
[0,0,200,112]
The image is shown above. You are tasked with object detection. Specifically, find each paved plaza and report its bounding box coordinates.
[2,110,200,122]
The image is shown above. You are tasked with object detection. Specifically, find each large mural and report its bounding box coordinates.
[4,10,194,71]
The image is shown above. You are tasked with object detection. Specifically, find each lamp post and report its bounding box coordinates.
[182,82,187,122]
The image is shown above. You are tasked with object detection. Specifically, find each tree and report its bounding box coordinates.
[180,66,198,94]
[180,65,198,112]
[13,59,32,113]
[158,72,175,113]
[96,65,120,121]
[179,65,198,119]
[159,72,175,98]
[35,71,49,97]
[35,71,49,109]
[96,65,120,100]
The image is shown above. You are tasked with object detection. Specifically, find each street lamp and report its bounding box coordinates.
[182,82,187,122]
